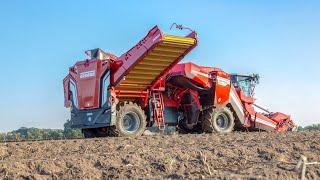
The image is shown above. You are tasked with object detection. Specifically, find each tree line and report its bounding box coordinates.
[0,122,319,142]
[0,120,83,142]
[297,123,320,131]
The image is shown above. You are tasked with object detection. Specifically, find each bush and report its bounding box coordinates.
[0,120,83,142]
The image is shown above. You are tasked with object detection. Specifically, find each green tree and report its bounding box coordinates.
[297,124,320,131]
[297,126,304,131]
[48,129,64,139]
[14,133,22,141]
[1,125,84,142]
[304,124,320,131]
[0,133,5,142]
[6,132,17,141]
[63,120,83,139]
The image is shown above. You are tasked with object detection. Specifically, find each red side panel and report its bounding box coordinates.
[237,90,255,104]
[167,62,221,88]
[213,71,231,105]
[167,62,231,105]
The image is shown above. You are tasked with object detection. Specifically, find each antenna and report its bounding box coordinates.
[170,23,193,32]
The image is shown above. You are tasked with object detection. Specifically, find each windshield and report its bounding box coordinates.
[231,74,259,97]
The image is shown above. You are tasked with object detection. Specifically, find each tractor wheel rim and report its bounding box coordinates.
[216,113,229,129]
[122,112,140,133]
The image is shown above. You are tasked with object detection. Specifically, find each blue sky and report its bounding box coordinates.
[0,1,319,132]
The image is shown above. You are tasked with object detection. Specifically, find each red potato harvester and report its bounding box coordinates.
[63,25,296,138]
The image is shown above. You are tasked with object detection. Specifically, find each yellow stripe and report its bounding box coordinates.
[153,46,187,53]
[163,35,196,44]
[139,60,172,66]
[148,51,181,58]
[133,65,166,71]
[129,69,161,75]
[160,41,192,48]
[126,74,157,80]
[122,78,153,84]
[143,55,177,62]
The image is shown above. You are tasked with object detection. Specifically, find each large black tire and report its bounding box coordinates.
[111,102,147,137]
[201,107,235,133]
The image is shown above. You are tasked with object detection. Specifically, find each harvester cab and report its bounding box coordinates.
[230,74,259,97]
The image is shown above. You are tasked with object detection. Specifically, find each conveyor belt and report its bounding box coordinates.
[116,35,196,92]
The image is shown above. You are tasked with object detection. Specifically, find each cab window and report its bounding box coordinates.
[101,71,110,106]
[69,79,78,108]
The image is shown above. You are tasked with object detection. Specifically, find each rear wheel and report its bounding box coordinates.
[111,102,147,137]
[201,107,235,133]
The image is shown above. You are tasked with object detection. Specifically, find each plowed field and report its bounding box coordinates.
[0,132,319,179]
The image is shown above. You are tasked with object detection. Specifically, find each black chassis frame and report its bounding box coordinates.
[69,99,111,129]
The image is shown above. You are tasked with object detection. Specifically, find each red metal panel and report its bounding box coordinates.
[213,71,231,105]
[68,59,109,109]
[168,62,231,105]
[167,62,218,88]
[112,26,164,86]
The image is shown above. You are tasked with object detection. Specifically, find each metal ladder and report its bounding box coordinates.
[152,92,166,130]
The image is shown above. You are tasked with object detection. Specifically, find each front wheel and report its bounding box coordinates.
[201,107,235,133]
[111,102,147,137]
